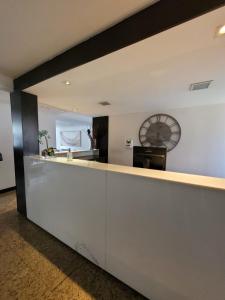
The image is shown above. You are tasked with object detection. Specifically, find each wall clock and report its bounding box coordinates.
[139,114,181,152]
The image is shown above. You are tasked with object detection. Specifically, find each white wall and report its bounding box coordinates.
[0,73,13,92]
[38,105,92,152]
[0,91,15,190]
[38,106,57,152]
[109,103,225,178]
[56,120,91,151]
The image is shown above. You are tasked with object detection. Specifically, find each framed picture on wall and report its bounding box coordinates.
[60,130,81,147]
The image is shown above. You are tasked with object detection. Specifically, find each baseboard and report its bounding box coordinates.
[0,186,16,194]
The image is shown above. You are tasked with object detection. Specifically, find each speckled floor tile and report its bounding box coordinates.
[0,191,16,213]
[16,242,86,290]
[0,261,48,300]
[0,191,147,300]
[0,247,48,300]
[45,258,146,300]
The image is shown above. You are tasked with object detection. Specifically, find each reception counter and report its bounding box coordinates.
[54,149,99,160]
[24,156,225,300]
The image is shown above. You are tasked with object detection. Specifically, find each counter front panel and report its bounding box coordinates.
[24,156,225,300]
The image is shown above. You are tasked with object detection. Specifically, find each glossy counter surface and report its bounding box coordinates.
[24,156,225,300]
[29,155,225,191]
[54,149,99,157]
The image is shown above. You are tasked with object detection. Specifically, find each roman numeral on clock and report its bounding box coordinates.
[156,115,161,122]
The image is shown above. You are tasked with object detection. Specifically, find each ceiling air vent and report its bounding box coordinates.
[189,80,213,91]
[98,101,111,106]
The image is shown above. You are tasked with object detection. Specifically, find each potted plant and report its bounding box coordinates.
[38,130,54,156]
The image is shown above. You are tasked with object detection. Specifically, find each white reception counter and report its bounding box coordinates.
[24,156,225,300]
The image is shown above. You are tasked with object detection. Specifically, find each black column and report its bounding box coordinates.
[93,116,109,163]
[10,91,39,217]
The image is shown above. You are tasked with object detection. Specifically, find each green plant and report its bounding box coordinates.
[38,130,50,149]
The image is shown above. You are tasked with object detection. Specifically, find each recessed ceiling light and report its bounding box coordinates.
[63,80,71,85]
[217,25,225,36]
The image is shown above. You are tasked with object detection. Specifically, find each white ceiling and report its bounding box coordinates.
[0,0,156,78]
[26,6,225,116]
[38,103,92,124]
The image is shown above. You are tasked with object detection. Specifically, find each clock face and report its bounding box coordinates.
[139,114,181,152]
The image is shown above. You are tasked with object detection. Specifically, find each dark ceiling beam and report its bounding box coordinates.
[14,0,225,90]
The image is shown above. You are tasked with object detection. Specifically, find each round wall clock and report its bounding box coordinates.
[139,113,181,152]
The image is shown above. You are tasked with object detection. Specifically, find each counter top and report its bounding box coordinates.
[54,149,99,154]
[55,149,99,153]
[27,156,225,191]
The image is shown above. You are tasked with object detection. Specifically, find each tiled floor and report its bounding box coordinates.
[0,191,147,300]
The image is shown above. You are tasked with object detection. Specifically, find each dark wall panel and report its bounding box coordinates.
[93,116,109,163]
[10,91,39,217]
